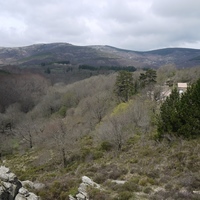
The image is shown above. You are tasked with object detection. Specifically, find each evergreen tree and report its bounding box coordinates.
[177,79,200,137]
[158,78,200,139]
[114,71,135,102]
[139,69,157,88]
[157,88,181,137]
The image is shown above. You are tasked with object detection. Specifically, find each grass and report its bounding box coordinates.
[2,132,200,200]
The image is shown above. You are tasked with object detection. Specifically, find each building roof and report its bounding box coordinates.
[177,83,187,88]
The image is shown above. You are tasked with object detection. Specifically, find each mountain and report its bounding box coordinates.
[0,43,200,68]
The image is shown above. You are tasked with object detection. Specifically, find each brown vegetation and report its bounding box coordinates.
[0,66,200,199]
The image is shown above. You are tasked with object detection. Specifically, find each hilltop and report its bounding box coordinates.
[0,43,200,68]
[0,43,200,200]
[0,67,200,199]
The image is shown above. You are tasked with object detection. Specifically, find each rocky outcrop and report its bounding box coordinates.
[69,176,100,200]
[0,166,41,200]
[21,181,45,191]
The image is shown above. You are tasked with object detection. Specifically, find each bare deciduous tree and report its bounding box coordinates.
[86,92,112,124]
[15,117,43,149]
[98,114,130,151]
[44,118,78,168]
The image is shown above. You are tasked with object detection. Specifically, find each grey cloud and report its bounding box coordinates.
[152,0,200,18]
[0,0,200,50]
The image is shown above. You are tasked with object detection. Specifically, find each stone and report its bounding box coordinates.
[69,195,77,200]
[111,180,126,184]
[76,192,87,200]
[69,176,101,200]
[8,172,18,182]
[0,166,10,173]
[27,192,40,200]
[0,186,4,195]
[0,172,9,182]
[78,183,88,196]
[2,181,12,189]
[33,183,45,190]
[22,180,45,190]
[82,176,100,188]
[22,180,34,189]
[0,166,40,200]
[18,187,29,197]
[15,193,27,200]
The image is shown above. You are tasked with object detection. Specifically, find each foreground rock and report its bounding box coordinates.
[69,176,100,200]
[0,166,41,200]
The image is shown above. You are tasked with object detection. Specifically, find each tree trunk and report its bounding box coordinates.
[62,148,67,168]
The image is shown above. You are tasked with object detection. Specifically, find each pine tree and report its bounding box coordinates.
[177,79,200,137]
[158,78,200,139]
[114,71,135,102]
[139,69,157,88]
[157,88,181,138]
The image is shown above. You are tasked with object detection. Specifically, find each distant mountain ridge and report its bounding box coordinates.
[0,43,200,68]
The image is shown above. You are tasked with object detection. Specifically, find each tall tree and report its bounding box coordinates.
[157,88,181,138]
[114,71,135,102]
[177,79,200,137]
[157,78,200,139]
[139,69,157,88]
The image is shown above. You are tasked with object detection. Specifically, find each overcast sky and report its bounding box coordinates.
[1,0,200,51]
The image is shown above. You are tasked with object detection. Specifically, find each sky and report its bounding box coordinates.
[1,0,200,51]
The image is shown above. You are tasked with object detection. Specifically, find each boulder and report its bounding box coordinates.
[0,166,40,200]
[82,176,100,188]
[22,180,45,190]
[69,176,100,200]
[69,195,76,200]
[33,183,45,190]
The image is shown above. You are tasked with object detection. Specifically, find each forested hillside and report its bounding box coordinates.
[0,65,200,200]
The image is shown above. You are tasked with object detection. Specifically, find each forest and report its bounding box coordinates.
[0,64,200,200]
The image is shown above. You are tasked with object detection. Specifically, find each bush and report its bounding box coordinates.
[143,186,153,194]
[58,106,67,117]
[87,187,109,200]
[122,180,140,192]
[158,78,200,139]
[100,141,113,151]
[117,191,135,200]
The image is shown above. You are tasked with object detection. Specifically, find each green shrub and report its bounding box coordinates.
[87,187,109,200]
[143,186,153,194]
[100,141,113,151]
[122,180,140,192]
[94,173,107,184]
[58,106,67,117]
[117,191,135,200]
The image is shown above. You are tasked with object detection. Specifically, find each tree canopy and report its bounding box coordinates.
[139,69,157,88]
[158,78,200,139]
[114,71,135,102]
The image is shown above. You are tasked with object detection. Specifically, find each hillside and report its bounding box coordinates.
[1,43,200,68]
[1,66,200,199]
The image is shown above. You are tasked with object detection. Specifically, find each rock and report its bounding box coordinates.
[78,183,88,196]
[22,180,34,189]
[26,192,40,200]
[76,193,88,200]
[22,180,45,190]
[8,172,18,182]
[0,166,40,200]
[15,193,27,200]
[82,176,100,188]
[18,187,29,197]
[0,166,10,173]
[2,181,12,189]
[0,167,9,182]
[33,183,45,190]
[69,195,77,200]
[111,180,126,184]
[69,176,100,200]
